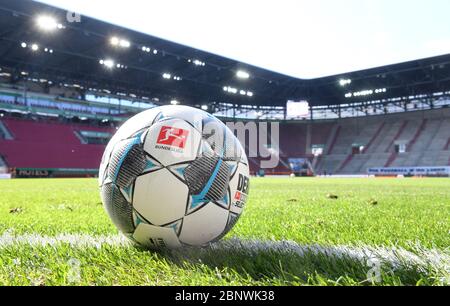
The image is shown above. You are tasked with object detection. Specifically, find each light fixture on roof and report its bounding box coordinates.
[229,88,238,94]
[114,63,127,69]
[339,79,352,86]
[110,36,130,48]
[247,91,254,97]
[163,73,171,79]
[239,90,246,95]
[120,40,130,48]
[31,44,39,51]
[223,86,238,94]
[142,46,151,53]
[170,100,179,105]
[104,60,115,68]
[110,37,119,46]
[153,49,158,55]
[375,88,387,94]
[100,59,115,69]
[21,42,27,48]
[236,70,250,79]
[201,105,208,111]
[192,59,205,66]
[36,15,60,32]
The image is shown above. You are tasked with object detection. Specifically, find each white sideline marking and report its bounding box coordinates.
[212,238,450,272]
[0,230,448,272]
[0,230,130,249]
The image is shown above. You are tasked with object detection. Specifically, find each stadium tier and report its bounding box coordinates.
[0,0,449,177]
[0,117,115,176]
[1,106,449,176]
[314,108,450,175]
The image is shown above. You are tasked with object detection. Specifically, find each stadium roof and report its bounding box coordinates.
[36,0,450,80]
[0,0,449,108]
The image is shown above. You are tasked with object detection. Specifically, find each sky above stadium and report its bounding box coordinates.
[37,0,450,79]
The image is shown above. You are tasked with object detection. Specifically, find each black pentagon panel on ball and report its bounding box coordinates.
[184,151,219,195]
[101,183,135,234]
[108,138,147,189]
[204,159,230,202]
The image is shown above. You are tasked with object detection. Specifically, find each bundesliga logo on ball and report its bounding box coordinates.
[99,105,250,249]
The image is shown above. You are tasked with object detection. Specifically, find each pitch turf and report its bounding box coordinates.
[0,177,448,286]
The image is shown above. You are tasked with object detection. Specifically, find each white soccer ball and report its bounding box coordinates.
[99,105,250,249]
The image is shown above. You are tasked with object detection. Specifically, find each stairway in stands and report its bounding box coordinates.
[0,155,6,168]
[389,119,427,167]
[0,120,13,140]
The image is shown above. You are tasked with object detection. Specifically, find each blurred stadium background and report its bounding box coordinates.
[0,0,449,179]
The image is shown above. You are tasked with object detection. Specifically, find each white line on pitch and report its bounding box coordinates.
[0,230,448,273]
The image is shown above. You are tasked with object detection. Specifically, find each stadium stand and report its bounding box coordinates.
[315,108,450,174]
[1,100,450,177]
[2,102,449,176]
[0,117,115,172]
[0,1,449,177]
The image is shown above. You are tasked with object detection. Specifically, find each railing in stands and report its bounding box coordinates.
[445,138,450,151]
[0,155,6,168]
[384,152,398,167]
[327,125,341,155]
[407,119,427,151]
[0,120,13,140]
[385,121,408,153]
[362,122,385,154]
[337,154,353,173]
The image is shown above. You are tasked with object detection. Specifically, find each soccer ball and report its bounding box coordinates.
[99,105,250,249]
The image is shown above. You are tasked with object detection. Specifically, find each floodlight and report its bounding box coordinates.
[103,59,115,69]
[236,70,250,79]
[36,15,58,31]
[110,37,120,46]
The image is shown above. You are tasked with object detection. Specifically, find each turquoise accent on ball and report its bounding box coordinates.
[175,166,186,177]
[113,132,143,184]
[122,185,132,199]
[144,159,156,172]
[189,159,223,210]
[228,163,237,175]
[135,215,142,226]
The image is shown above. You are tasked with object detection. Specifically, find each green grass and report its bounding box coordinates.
[0,177,449,286]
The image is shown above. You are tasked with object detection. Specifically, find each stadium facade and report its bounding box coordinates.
[0,0,449,177]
